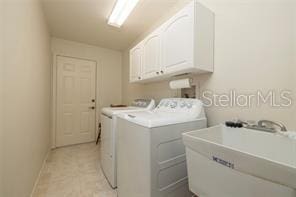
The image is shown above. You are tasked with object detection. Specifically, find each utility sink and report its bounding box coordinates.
[183,125,296,197]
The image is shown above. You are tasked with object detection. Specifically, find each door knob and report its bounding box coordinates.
[89,106,95,110]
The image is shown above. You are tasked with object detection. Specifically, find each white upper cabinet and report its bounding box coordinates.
[129,0,214,83]
[162,3,194,74]
[142,27,162,79]
[129,42,142,82]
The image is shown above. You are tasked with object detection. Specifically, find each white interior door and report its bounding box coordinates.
[56,56,96,147]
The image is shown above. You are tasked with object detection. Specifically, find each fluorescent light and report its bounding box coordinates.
[108,0,140,27]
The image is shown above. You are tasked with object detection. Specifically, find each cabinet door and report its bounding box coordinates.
[142,28,161,79]
[161,2,194,74]
[129,43,142,82]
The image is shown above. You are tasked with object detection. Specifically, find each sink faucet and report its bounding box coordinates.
[257,120,287,132]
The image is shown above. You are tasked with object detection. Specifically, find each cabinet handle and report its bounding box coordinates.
[138,76,141,80]
[160,70,164,74]
[156,72,159,75]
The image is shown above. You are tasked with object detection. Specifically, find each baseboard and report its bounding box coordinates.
[30,148,50,197]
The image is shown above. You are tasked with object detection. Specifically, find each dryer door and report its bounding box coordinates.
[100,113,116,187]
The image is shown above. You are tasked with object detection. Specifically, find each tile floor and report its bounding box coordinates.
[33,143,117,197]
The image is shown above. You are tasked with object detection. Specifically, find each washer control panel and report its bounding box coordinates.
[155,98,203,116]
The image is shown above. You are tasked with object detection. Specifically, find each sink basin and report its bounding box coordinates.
[183,124,296,197]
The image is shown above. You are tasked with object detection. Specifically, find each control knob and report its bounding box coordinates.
[186,103,193,108]
[180,102,186,108]
[170,101,178,108]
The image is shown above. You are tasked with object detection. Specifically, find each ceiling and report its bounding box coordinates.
[42,0,182,51]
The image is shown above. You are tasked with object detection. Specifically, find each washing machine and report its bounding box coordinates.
[116,98,207,197]
[100,99,155,188]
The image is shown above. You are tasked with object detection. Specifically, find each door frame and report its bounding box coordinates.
[51,53,98,148]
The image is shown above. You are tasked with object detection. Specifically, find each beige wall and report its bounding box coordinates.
[0,0,4,195]
[122,0,296,129]
[51,38,122,143]
[293,4,296,123]
[1,0,51,196]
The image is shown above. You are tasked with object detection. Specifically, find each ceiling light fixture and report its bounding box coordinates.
[108,0,140,28]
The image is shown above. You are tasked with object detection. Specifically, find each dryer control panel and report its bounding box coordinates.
[131,99,155,109]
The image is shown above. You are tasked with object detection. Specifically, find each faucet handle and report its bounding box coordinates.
[258,120,287,132]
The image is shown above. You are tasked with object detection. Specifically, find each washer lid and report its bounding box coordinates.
[117,111,205,128]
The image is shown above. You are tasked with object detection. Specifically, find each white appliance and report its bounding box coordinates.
[116,98,207,197]
[183,125,296,197]
[100,99,155,188]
